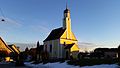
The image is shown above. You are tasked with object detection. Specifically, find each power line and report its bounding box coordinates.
[0,8,5,18]
[0,8,5,22]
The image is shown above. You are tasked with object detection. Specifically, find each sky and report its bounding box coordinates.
[0,0,120,50]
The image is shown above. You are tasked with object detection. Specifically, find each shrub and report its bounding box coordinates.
[67,58,118,66]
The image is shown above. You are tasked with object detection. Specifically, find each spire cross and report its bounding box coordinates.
[66,2,67,9]
[66,0,68,9]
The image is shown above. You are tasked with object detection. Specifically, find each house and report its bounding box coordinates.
[43,6,79,59]
[0,37,20,61]
[0,37,13,57]
[28,44,44,61]
[8,44,20,55]
[28,48,36,60]
[94,48,118,59]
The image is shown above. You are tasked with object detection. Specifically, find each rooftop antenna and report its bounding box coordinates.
[0,8,5,22]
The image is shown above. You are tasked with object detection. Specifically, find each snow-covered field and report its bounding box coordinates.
[24,62,119,68]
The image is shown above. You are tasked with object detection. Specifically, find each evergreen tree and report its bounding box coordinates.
[36,41,40,61]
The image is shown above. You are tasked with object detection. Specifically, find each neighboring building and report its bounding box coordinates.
[43,6,79,59]
[0,37,20,61]
[29,48,36,60]
[28,44,44,61]
[0,37,13,56]
[94,48,118,59]
[8,44,20,55]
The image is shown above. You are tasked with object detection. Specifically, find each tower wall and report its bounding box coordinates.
[63,9,72,39]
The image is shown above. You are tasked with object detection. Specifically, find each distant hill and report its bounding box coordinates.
[7,42,36,51]
[7,42,100,52]
[78,42,100,52]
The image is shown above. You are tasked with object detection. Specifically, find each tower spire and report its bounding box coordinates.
[66,1,68,9]
[63,2,71,39]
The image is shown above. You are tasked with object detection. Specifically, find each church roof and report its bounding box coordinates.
[44,27,66,42]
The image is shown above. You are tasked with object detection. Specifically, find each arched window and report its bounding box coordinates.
[50,45,52,52]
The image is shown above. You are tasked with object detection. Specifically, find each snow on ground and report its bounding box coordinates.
[0,61,11,64]
[81,64,119,68]
[24,61,119,68]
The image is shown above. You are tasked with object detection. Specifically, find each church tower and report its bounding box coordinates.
[63,6,71,39]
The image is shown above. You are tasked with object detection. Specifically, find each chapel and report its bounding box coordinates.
[43,6,79,59]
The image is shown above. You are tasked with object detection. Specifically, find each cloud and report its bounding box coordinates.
[78,42,100,52]
[0,29,7,33]
[79,42,97,46]
[29,24,50,33]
